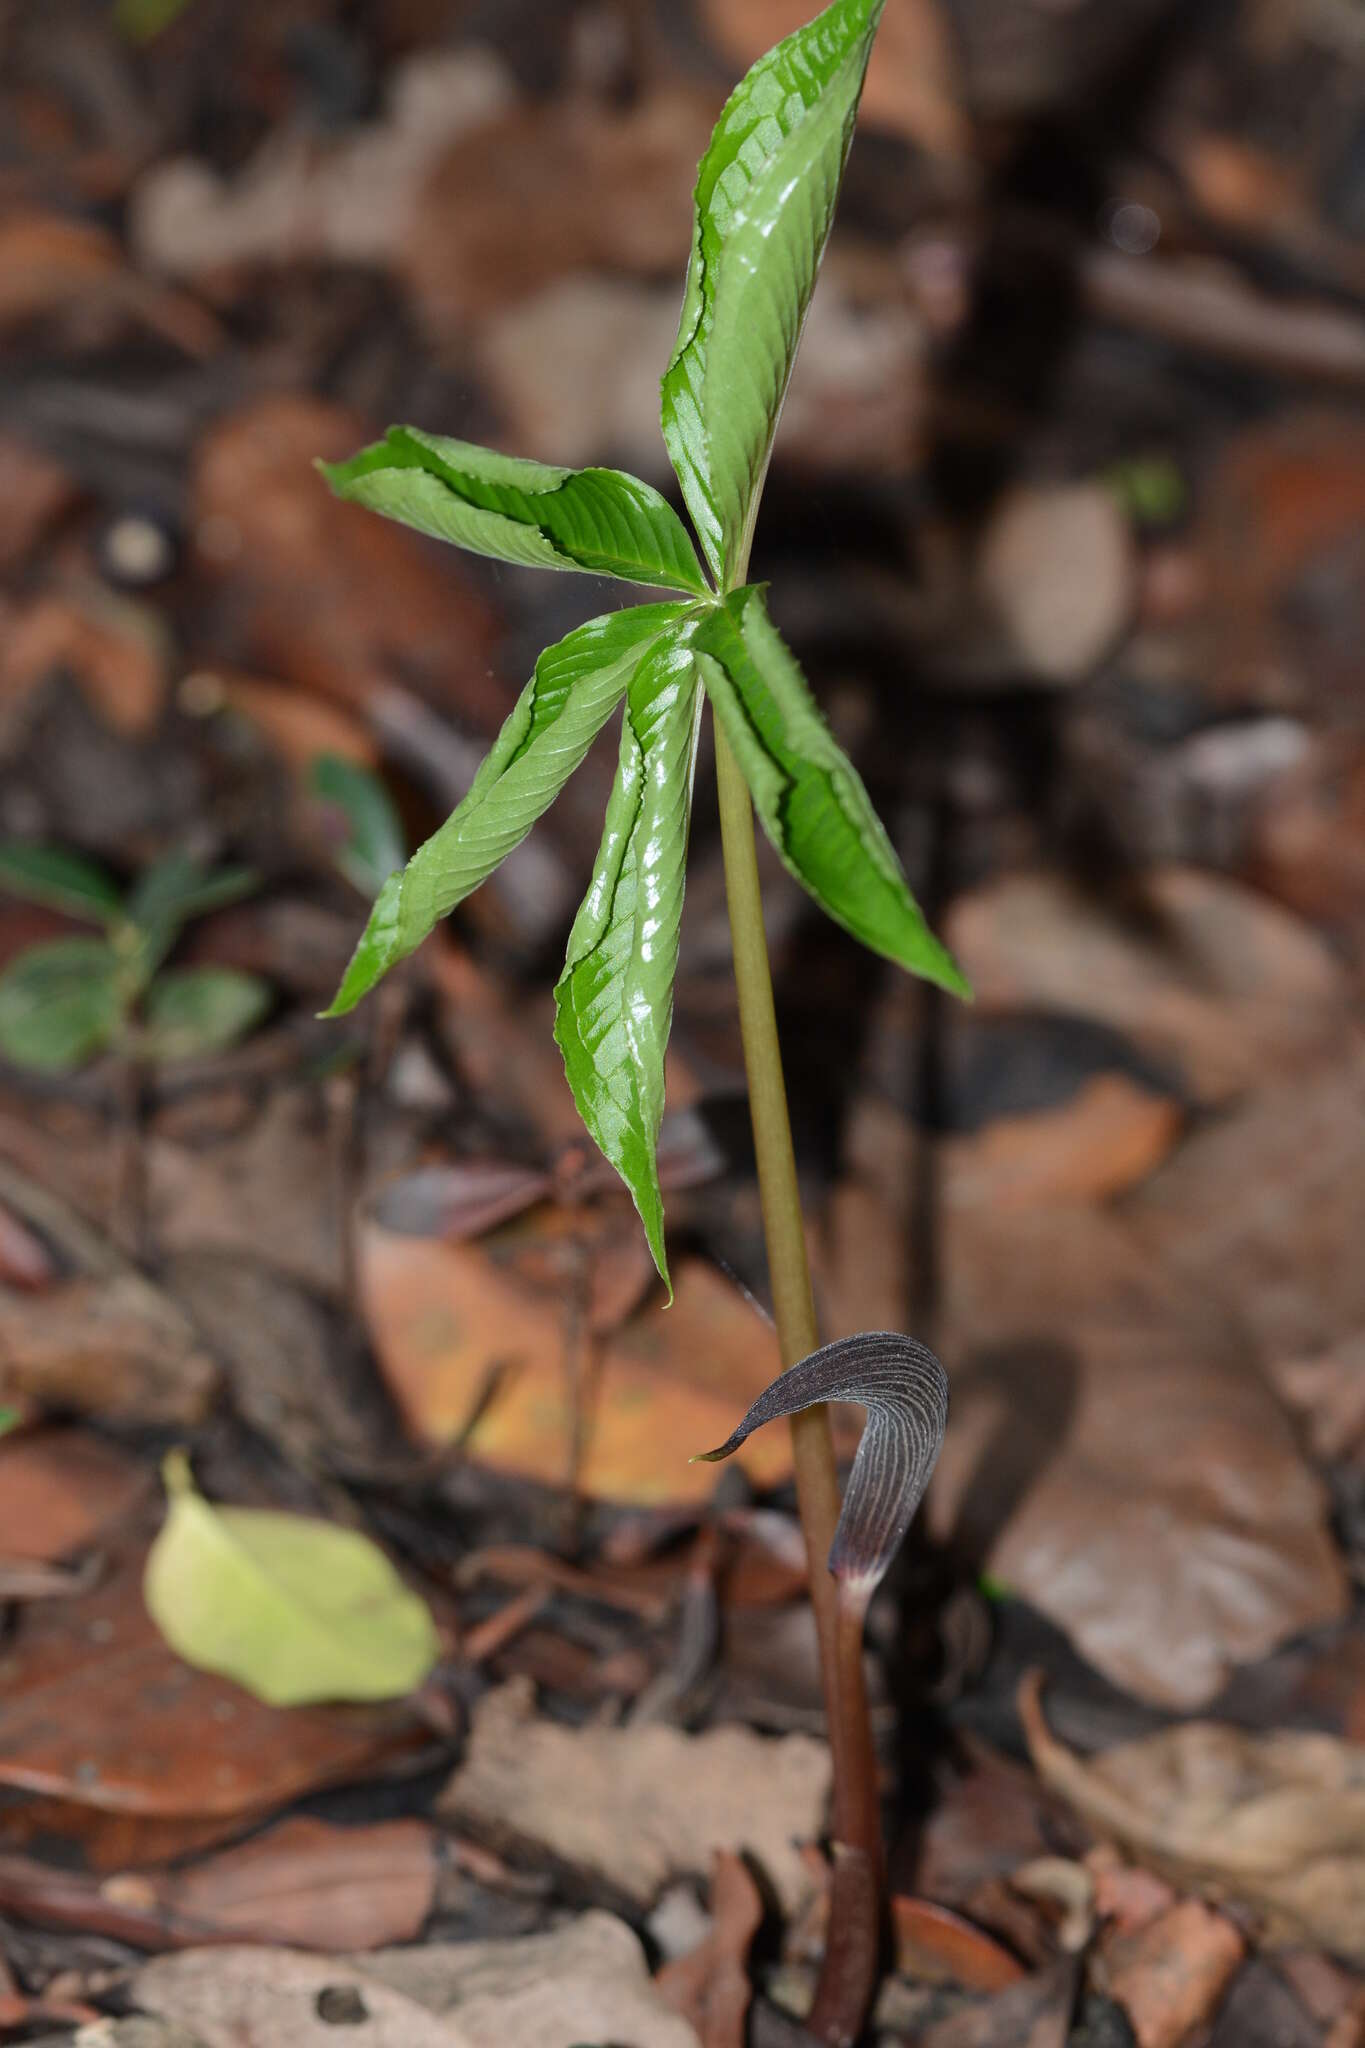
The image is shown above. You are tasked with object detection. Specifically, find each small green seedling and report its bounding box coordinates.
[319,0,965,1293]
[308,753,407,901]
[318,4,963,2032]
[0,843,269,1072]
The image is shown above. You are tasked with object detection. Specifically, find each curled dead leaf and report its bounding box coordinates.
[1020,1672,1365,1963]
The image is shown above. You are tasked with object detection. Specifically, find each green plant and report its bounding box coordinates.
[319,2,964,2031]
[308,754,407,900]
[0,844,270,1072]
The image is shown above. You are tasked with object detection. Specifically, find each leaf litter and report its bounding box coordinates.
[1021,1674,1365,1965]
[1,0,1364,2039]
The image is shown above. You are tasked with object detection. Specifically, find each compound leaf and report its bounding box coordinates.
[142,967,272,1063]
[695,588,969,995]
[554,623,701,1292]
[0,937,124,1072]
[661,0,885,587]
[321,428,709,597]
[326,604,689,1016]
[144,1451,439,1707]
[0,843,123,924]
[695,1331,948,1598]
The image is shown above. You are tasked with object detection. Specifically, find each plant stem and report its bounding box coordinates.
[713,721,882,1872]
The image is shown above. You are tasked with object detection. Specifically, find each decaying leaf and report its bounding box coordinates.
[185,1819,437,1952]
[0,1544,432,1826]
[890,1897,1029,1994]
[0,1270,218,1427]
[916,1955,1079,2048]
[925,1202,1347,1708]
[656,1852,765,2048]
[0,1425,148,1563]
[944,867,1345,1106]
[1099,1899,1244,2048]
[135,1947,472,2047]
[362,1913,703,2048]
[1021,1673,1365,1963]
[134,1913,702,2048]
[440,1677,829,1912]
[1128,1048,1365,1367]
[144,1454,439,1707]
[359,1217,802,1505]
[696,1330,948,1601]
[0,1817,435,1954]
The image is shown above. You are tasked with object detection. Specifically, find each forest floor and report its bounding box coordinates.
[0,1,1364,2043]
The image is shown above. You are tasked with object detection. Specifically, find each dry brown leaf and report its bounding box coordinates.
[0,1192,55,1288]
[26,2025,193,2047]
[132,49,515,283]
[891,1896,1030,1992]
[930,1205,1347,1705]
[941,1072,1181,1213]
[1269,1333,1365,1464]
[0,591,168,734]
[0,436,78,573]
[0,1426,148,1562]
[917,1955,1079,2048]
[190,396,500,724]
[0,211,217,353]
[475,275,685,473]
[407,89,713,331]
[824,1114,1346,1707]
[1197,409,1365,718]
[364,1913,702,2048]
[914,1737,1089,1915]
[0,1819,434,1953]
[1099,1899,1244,2048]
[135,1914,701,2048]
[161,1818,436,1951]
[0,1272,218,1426]
[1085,1848,1177,1937]
[135,1948,472,2047]
[197,669,375,773]
[0,1087,116,1223]
[148,1087,348,1298]
[440,1677,829,1912]
[1021,1674,1365,1963]
[165,1250,386,1470]
[0,1546,430,1824]
[977,483,1137,684]
[944,866,1346,1104]
[1128,1049,1365,1366]
[360,1214,797,1506]
[656,1852,765,2048]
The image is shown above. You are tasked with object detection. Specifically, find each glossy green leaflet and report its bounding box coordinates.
[319,0,966,1291]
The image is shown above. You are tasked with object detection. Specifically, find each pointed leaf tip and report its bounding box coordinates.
[553,624,700,1295]
[661,0,887,586]
[695,1331,948,1598]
